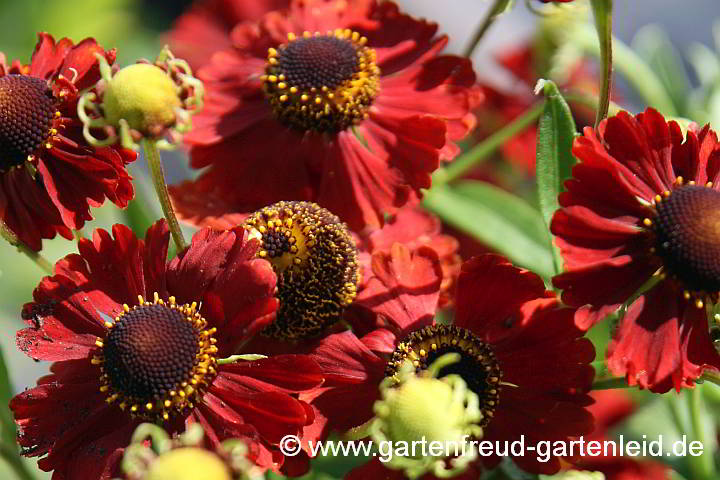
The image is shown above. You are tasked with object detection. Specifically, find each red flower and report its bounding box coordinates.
[570,391,671,480]
[305,251,595,475]
[551,108,720,392]
[11,220,322,479]
[171,0,482,231]
[168,0,290,70]
[355,205,461,310]
[159,199,461,345]
[0,33,135,250]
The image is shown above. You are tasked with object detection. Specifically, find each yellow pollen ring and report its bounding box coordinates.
[263,29,380,133]
[93,292,218,422]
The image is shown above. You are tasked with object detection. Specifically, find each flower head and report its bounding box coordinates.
[78,46,203,150]
[0,33,136,250]
[551,108,720,392]
[11,220,322,478]
[367,354,482,479]
[170,0,481,231]
[120,423,264,480]
[168,0,290,70]
[242,201,359,340]
[306,251,594,475]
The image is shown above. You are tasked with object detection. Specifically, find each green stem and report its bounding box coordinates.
[343,418,376,441]
[701,370,720,387]
[217,354,268,365]
[432,102,544,187]
[0,443,36,480]
[462,0,512,58]
[563,90,623,117]
[0,222,52,274]
[688,387,716,480]
[589,0,613,128]
[143,139,187,252]
[574,23,676,116]
[591,376,630,390]
[591,360,609,378]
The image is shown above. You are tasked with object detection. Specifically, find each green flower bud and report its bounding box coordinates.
[102,64,181,137]
[367,353,483,479]
[146,448,231,480]
[78,46,204,150]
[540,471,606,480]
[378,376,470,457]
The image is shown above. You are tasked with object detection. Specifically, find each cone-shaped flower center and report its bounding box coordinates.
[243,201,358,340]
[652,185,720,293]
[147,448,231,480]
[93,294,218,421]
[0,75,57,170]
[263,30,380,133]
[386,325,502,426]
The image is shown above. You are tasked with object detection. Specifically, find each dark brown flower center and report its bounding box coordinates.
[651,185,720,293]
[278,36,359,90]
[94,294,218,421]
[386,325,502,427]
[0,75,56,170]
[263,30,380,133]
[243,201,358,340]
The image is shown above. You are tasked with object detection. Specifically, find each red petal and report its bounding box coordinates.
[29,33,73,80]
[218,355,323,394]
[607,282,720,392]
[355,244,441,333]
[316,132,409,231]
[210,380,313,444]
[454,255,546,341]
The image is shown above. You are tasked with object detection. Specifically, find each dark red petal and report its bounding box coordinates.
[167,227,239,302]
[454,255,546,341]
[359,328,398,356]
[483,393,594,475]
[607,283,720,392]
[17,256,116,361]
[78,224,154,305]
[493,298,595,398]
[210,378,313,444]
[602,108,674,192]
[0,165,72,251]
[307,331,386,385]
[316,132,410,231]
[553,255,658,330]
[199,230,278,351]
[354,243,442,334]
[38,139,136,226]
[59,37,116,91]
[29,33,74,80]
[169,178,250,229]
[217,355,323,394]
[360,114,443,190]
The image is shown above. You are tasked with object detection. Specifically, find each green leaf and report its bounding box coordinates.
[534,79,577,275]
[589,0,613,126]
[632,25,691,115]
[423,183,554,280]
[0,346,14,448]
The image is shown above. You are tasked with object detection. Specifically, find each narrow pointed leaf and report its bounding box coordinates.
[423,183,553,280]
[535,80,577,275]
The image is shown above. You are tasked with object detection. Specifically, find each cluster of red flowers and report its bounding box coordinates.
[1,0,718,480]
